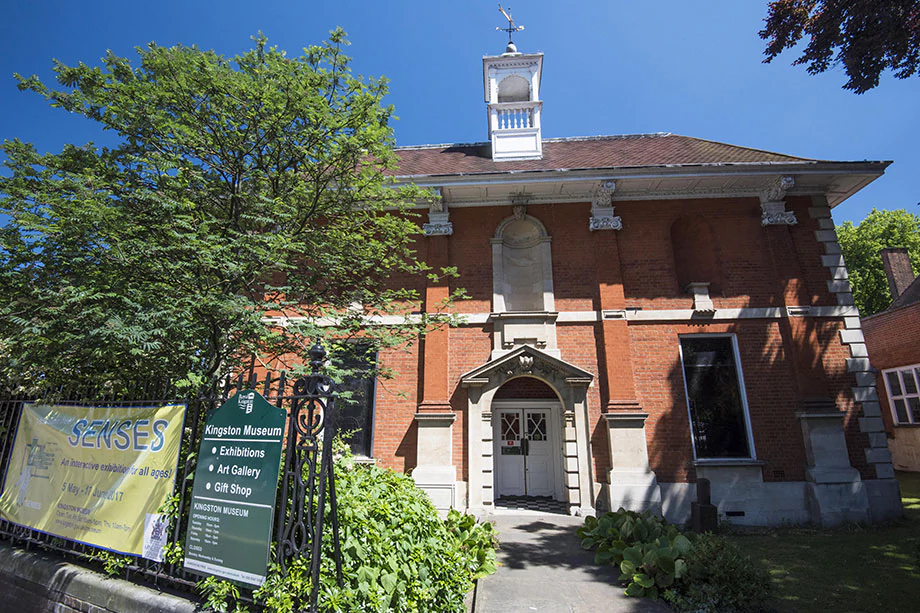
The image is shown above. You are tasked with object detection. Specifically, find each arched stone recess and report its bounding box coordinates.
[497,75,531,103]
[491,211,559,359]
[461,345,595,516]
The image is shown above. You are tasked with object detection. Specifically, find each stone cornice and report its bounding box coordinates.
[392,161,887,209]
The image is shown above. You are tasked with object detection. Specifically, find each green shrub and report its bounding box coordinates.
[444,508,498,580]
[248,460,496,613]
[663,535,772,613]
[578,508,683,566]
[89,550,130,577]
[578,509,690,599]
[617,535,691,600]
[580,509,771,611]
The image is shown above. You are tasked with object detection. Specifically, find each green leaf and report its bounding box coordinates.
[672,534,692,554]
[623,546,642,565]
[624,582,645,597]
[674,558,688,579]
[380,572,398,594]
[595,549,615,565]
[634,573,654,589]
[619,559,636,576]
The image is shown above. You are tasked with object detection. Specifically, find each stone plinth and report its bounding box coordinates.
[603,412,662,514]
[412,412,457,511]
[798,411,870,526]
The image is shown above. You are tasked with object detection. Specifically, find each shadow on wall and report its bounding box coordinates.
[629,198,865,522]
[640,311,861,521]
[395,421,418,474]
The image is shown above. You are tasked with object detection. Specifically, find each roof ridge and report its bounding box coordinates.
[668,133,816,162]
[542,133,672,143]
[395,141,489,151]
[394,132,674,151]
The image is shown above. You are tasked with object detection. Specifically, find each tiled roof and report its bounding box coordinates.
[389,133,815,178]
[889,275,920,310]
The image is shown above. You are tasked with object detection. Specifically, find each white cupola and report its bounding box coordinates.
[482,44,544,161]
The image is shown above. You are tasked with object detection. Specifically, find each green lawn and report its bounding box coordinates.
[725,472,920,613]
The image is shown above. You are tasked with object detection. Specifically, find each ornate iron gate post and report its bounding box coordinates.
[276,341,343,612]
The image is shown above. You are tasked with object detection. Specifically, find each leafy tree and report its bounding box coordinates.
[836,208,920,315]
[0,31,454,395]
[760,0,920,93]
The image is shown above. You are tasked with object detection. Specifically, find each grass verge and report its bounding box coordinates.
[723,472,920,613]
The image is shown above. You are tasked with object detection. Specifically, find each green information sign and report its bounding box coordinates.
[184,390,286,586]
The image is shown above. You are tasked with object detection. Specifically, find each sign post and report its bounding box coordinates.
[184,390,286,586]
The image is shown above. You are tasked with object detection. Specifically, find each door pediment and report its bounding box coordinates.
[460,345,593,389]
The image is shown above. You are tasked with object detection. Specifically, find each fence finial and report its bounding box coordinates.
[309,340,326,373]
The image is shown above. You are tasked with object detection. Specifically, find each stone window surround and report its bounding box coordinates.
[882,362,920,426]
[491,212,555,314]
[677,332,758,463]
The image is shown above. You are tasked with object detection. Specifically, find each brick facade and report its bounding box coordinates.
[322,44,901,525]
[863,300,920,470]
[363,189,900,524]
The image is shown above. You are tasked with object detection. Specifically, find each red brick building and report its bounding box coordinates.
[352,44,902,526]
[863,248,920,472]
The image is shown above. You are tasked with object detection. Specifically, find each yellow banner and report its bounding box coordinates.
[0,402,186,555]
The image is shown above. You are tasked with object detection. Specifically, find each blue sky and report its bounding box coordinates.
[3,0,918,224]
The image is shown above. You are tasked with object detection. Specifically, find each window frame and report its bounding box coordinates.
[677,333,757,462]
[334,344,378,458]
[882,363,920,426]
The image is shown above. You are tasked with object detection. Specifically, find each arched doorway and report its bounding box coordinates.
[491,377,563,500]
[460,345,594,516]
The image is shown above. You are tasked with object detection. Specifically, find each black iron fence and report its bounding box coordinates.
[0,345,341,609]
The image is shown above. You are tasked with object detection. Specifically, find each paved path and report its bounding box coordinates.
[472,512,669,613]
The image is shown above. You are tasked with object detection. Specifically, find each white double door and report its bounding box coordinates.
[494,407,557,498]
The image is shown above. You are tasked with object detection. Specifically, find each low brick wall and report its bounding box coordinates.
[0,542,199,613]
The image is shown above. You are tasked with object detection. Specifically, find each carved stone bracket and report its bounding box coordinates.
[429,187,444,212]
[762,175,794,203]
[511,193,530,220]
[592,180,617,208]
[590,210,623,231]
[760,176,798,226]
[761,209,798,226]
[590,180,622,231]
[423,221,453,236]
[423,188,453,236]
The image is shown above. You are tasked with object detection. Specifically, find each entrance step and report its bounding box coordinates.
[472,514,669,612]
[494,495,569,515]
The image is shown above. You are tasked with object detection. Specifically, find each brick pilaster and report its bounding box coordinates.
[593,230,640,412]
[418,234,452,413]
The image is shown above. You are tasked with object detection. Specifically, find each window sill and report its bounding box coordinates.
[693,458,764,467]
[893,423,920,429]
[352,456,377,465]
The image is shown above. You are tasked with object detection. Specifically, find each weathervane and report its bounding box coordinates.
[496,4,524,46]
